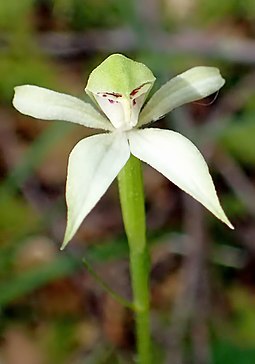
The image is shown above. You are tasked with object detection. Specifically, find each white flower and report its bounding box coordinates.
[12,54,233,249]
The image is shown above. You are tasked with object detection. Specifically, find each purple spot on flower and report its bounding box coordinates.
[130,83,148,98]
[108,92,122,98]
[130,89,139,97]
[103,92,122,98]
[98,92,122,98]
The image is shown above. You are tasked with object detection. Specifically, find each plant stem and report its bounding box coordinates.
[118,154,151,364]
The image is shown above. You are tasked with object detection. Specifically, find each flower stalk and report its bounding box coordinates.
[118,154,151,364]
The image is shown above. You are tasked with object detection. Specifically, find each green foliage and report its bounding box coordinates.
[0,195,38,244]
[0,0,33,31]
[42,319,77,363]
[163,0,255,30]
[219,113,255,165]
[0,53,56,102]
[197,0,255,24]
[213,339,255,364]
[0,0,57,103]
[221,194,246,219]
[212,286,255,363]
[0,255,80,308]
[54,0,123,29]
[228,287,255,344]
[0,122,74,196]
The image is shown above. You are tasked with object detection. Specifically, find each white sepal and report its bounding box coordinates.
[13,85,113,131]
[138,67,225,127]
[128,128,233,229]
[62,132,130,249]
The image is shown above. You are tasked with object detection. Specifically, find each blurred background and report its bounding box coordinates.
[1,0,255,363]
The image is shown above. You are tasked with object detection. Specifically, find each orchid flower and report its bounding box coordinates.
[13,54,233,249]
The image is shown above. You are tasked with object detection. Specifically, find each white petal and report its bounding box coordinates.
[13,85,113,131]
[62,132,130,248]
[128,128,233,228]
[138,67,225,127]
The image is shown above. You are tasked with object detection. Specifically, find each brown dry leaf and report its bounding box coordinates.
[102,296,127,347]
[2,327,44,364]
[164,0,196,20]
[152,272,181,309]
[75,320,100,349]
[14,236,57,272]
[144,165,178,229]
[36,278,84,317]
[37,127,92,186]
[151,245,182,309]
[76,197,122,243]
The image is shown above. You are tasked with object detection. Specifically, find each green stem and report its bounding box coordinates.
[118,154,151,364]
